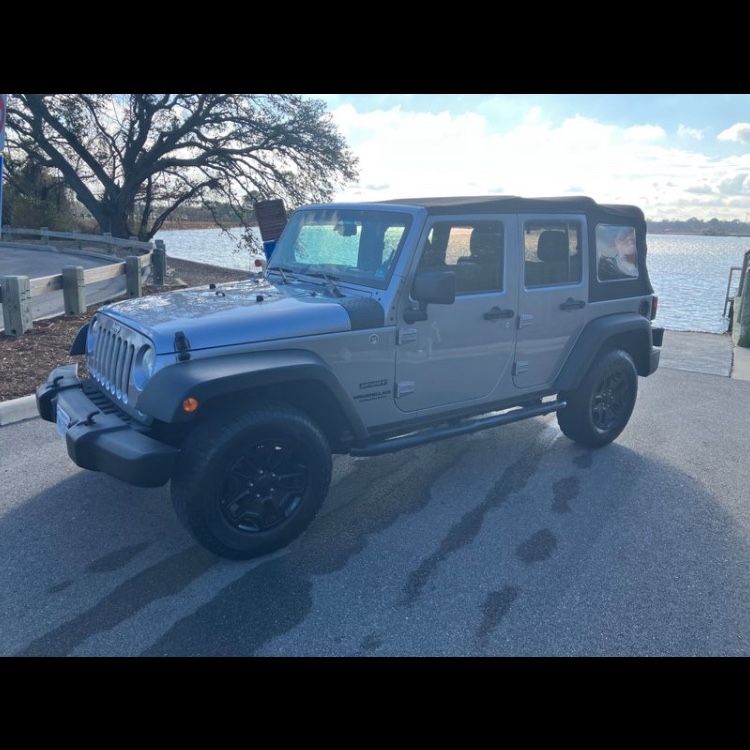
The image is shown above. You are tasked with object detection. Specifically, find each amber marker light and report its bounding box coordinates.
[182,397,199,413]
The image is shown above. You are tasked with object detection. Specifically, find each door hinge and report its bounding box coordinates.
[398,327,418,345]
[513,361,529,375]
[396,381,416,398]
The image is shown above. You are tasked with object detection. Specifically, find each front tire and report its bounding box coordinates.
[171,403,332,560]
[557,349,638,448]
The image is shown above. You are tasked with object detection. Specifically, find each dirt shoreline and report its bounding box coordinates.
[0,257,250,402]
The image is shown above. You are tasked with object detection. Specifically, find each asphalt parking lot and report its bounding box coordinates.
[1,334,749,656]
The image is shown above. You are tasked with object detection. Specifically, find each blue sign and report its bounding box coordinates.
[0,94,6,150]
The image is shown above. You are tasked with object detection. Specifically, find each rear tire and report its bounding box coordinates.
[171,403,332,560]
[557,349,638,448]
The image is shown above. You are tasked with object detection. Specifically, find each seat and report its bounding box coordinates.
[455,224,503,292]
[535,230,570,285]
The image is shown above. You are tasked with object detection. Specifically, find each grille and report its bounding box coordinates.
[87,314,146,407]
[81,379,138,426]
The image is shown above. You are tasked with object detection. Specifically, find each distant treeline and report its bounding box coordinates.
[648,218,750,236]
[160,204,258,227]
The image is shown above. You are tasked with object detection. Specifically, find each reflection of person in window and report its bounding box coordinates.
[599,228,638,280]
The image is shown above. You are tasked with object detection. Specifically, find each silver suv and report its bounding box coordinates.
[37,196,664,559]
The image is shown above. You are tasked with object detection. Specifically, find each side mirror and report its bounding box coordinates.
[404,270,456,323]
[412,270,456,305]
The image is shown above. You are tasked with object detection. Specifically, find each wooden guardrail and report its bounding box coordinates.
[0,236,168,337]
[0,225,153,254]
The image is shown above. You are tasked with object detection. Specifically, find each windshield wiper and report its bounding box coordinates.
[303,271,344,298]
[267,265,295,284]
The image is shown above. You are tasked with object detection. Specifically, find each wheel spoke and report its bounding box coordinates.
[219,438,310,533]
[275,468,307,491]
[259,499,284,527]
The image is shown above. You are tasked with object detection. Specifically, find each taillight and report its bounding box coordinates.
[651,296,658,320]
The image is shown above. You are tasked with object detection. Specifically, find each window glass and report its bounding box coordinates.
[523,220,582,287]
[417,220,504,294]
[596,224,639,281]
[268,209,411,290]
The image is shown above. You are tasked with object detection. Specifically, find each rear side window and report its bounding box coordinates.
[596,224,639,281]
[524,220,583,287]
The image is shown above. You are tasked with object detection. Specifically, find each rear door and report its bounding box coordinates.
[513,214,589,389]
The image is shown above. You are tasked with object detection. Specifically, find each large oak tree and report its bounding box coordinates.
[5,94,358,240]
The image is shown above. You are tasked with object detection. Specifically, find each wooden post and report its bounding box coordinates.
[62,265,86,315]
[41,226,50,244]
[126,256,142,297]
[1,276,33,337]
[153,239,167,286]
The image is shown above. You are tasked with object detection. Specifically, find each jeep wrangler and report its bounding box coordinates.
[37,196,664,559]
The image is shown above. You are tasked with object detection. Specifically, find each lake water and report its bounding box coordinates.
[155,228,749,334]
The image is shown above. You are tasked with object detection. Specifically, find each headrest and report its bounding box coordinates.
[470,224,503,256]
[537,231,569,263]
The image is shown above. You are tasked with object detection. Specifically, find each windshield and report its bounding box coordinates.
[268,209,412,289]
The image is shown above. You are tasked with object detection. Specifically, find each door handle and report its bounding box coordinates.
[560,298,586,310]
[483,306,515,320]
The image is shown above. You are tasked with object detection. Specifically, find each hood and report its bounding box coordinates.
[99,277,382,353]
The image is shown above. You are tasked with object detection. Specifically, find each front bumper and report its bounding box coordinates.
[36,365,179,487]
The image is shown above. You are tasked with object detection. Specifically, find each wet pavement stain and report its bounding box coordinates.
[516,529,557,563]
[401,434,549,607]
[19,545,217,656]
[573,452,593,469]
[551,476,580,514]
[141,442,471,656]
[47,579,73,594]
[359,633,382,653]
[86,540,154,573]
[476,586,520,646]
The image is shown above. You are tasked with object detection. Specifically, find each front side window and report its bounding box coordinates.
[524,220,583,288]
[269,209,411,289]
[417,220,504,294]
[596,224,639,281]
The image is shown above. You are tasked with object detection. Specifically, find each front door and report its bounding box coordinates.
[395,215,519,413]
[513,214,589,389]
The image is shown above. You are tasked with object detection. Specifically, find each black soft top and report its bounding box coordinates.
[379,195,644,224]
[378,195,651,301]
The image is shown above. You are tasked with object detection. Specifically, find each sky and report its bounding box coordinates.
[311,94,750,222]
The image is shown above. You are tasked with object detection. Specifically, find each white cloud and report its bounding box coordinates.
[330,104,750,219]
[718,172,750,195]
[677,124,704,140]
[624,124,667,142]
[718,122,750,143]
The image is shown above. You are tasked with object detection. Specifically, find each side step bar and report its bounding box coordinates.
[351,400,566,457]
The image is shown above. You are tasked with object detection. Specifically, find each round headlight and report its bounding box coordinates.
[132,345,156,390]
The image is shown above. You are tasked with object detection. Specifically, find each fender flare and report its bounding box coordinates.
[554,313,655,391]
[137,348,367,440]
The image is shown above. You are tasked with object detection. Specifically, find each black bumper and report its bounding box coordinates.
[36,365,179,488]
[645,326,664,376]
